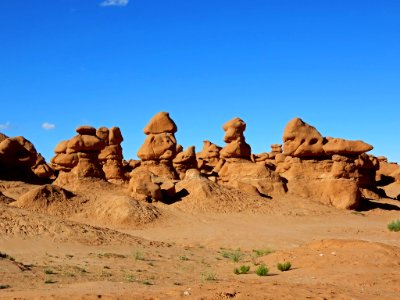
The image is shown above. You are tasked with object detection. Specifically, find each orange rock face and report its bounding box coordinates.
[0,134,53,180]
[220,117,251,159]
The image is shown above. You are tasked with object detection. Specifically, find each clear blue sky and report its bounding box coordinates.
[1,0,399,162]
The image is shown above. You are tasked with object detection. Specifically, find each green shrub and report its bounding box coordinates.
[44,279,56,284]
[277,261,291,271]
[220,250,243,262]
[252,249,273,257]
[255,264,269,276]
[388,220,400,232]
[44,268,56,275]
[201,272,217,281]
[133,250,145,261]
[233,265,250,275]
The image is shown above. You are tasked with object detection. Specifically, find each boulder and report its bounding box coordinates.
[283,117,324,157]
[67,135,105,152]
[323,137,373,155]
[137,133,177,161]
[76,125,96,136]
[143,112,177,134]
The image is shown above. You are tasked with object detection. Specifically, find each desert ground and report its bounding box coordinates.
[1,178,399,300]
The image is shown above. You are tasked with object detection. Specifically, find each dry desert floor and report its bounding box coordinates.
[1,179,400,300]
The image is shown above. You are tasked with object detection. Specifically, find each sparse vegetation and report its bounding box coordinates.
[387,220,400,232]
[252,249,273,257]
[44,279,56,284]
[255,264,269,276]
[0,284,10,289]
[201,271,217,281]
[179,255,189,261]
[133,250,145,261]
[126,274,135,282]
[44,268,56,275]
[277,261,292,272]
[220,249,243,262]
[233,265,250,275]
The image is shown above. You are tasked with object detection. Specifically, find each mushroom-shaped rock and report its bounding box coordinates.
[144,112,177,134]
[76,125,97,136]
[220,117,251,159]
[109,127,123,145]
[67,135,105,152]
[96,127,109,142]
[173,146,197,179]
[283,118,324,157]
[137,133,177,161]
[223,117,246,143]
[323,137,373,155]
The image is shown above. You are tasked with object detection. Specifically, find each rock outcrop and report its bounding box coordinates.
[277,117,376,209]
[51,126,106,181]
[129,112,179,202]
[173,146,197,179]
[97,126,125,182]
[220,117,251,159]
[216,117,286,197]
[0,134,53,181]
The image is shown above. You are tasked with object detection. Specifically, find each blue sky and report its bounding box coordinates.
[1,0,399,162]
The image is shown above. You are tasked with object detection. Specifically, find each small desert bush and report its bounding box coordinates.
[179,255,189,261]
[44,279,56,284]
[201,271,217,281]
[255,264,269,276]
[133,250,145,261]
[220,250,243,262]
[44,268,56,275]
[252,249,273,257]
[277,261,292,272]
[387,220,400,232]
[233,265,250,275]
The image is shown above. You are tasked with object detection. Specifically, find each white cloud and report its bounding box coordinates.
[100,0,129,7]
[42,122,55,130]
[0,122,10,130]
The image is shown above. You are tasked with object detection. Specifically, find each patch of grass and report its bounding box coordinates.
[255,264,269,276]
[220,250,243,262]
[64,272,76,277]
[179,255,189,261]
[126,274,135,282]
[201,272,217,282]
[133,250,145,261]
[44,268,56,275]
[98,252,126,259]
[100,270,112,277]
[44,279,56,284]
[388,220,400,232]
[233,265,250,275]
[252,249,273,257]
[277,261,292,272]
[0,284,10,289]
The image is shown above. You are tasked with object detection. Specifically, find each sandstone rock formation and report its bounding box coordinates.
[277,117,376,209]
[173,146,197,179]
[220,117,251,159]
[97,126,125,182]
[51,126,105,181]
[216,117,286,197]
[129,112,179,202]
[196,140,222,175]
[0,133,53,181]
[283,117,373,158]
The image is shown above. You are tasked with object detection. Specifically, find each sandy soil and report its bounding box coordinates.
[1,180,400,299]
